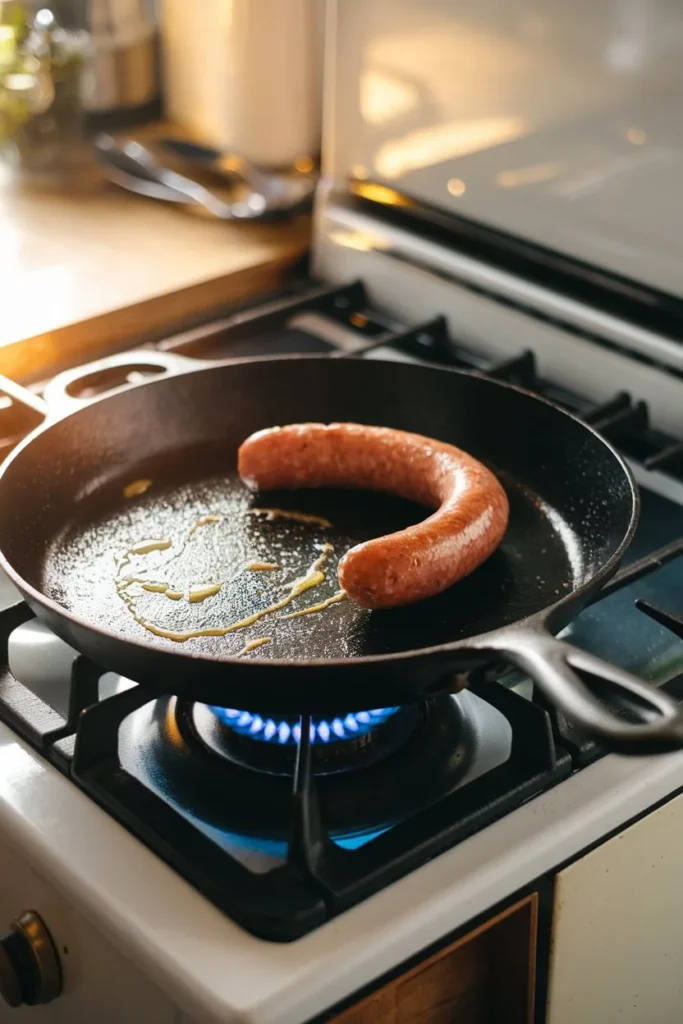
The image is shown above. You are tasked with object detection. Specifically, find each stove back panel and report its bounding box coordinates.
[326,0,683,301]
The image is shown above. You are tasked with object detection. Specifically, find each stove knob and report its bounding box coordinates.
[0,911,61,1007]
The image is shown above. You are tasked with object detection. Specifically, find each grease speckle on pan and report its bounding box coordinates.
[238,637,272,657]
[123,478,152,499]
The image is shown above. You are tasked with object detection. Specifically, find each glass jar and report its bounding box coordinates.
[0,2,91,183]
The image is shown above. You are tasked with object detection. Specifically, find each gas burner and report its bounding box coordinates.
[195,704,419,775]
[118,693,503,841]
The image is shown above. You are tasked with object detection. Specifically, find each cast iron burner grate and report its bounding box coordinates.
[154,278,683,479]
[69,675,570,940]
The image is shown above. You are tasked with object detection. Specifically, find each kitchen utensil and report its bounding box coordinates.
[0,351,678,754]
[94,134,314,218]
[94,133,262,217]
[96,160,187,203]
[157,137,317,205]
[93,133,191,202]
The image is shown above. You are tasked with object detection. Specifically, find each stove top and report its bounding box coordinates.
[1,280,682,942]
[0,603,572,940]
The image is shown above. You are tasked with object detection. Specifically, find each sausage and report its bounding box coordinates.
[238,423,509,609]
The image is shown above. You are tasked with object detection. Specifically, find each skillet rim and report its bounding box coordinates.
[0,353,640,672]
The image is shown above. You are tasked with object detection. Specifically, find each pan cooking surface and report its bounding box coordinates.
[42,447,580,661]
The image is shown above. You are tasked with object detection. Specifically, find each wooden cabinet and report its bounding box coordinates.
[331,894,537,1024]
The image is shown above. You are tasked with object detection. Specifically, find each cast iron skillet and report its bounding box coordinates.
[0,350,681,754]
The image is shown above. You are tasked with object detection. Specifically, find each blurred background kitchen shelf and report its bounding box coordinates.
[0,0,319,379]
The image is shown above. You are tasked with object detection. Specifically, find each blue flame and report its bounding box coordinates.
[207,706,400,745]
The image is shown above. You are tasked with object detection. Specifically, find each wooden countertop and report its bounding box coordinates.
[0,169,310,382]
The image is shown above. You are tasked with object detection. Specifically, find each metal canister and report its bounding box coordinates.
[81,0,158,114]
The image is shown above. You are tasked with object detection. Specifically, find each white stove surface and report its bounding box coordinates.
[0,713,682,1023]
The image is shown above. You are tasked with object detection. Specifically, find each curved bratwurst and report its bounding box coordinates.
[238,423,509,609]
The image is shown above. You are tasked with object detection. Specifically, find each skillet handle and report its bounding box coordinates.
[0,351,200,423]
[478,628,683,755]
[42,349,207,419]
[0,350,205,424]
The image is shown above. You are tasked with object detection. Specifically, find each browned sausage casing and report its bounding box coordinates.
[238,423,509,609]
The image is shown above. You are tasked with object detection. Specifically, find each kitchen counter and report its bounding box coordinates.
[0,168,310,383]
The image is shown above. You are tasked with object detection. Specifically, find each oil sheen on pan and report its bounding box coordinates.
[42,465,577,661]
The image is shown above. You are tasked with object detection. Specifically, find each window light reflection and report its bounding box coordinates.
[374,116,526,180]
[360,69,419,126]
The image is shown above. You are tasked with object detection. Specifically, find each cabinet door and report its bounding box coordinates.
[332,894,537,1024]
[547,791,683,1024]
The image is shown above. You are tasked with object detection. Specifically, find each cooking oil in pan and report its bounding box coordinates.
[107,489,349,653]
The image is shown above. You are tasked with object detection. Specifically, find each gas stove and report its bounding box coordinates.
[3,1,683,1020]
[1,278,683,957]
[0,278,682,1024]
